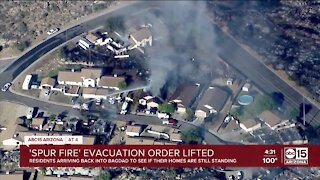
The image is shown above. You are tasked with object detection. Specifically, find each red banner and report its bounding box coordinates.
[20,145,320,167]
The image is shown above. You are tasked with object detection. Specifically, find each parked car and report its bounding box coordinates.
[1,82,12,92]
[96,99,102,106]
[120,102,128,115]
[47,28,59,35]
[158,112,169,119]
[162,119,178,125]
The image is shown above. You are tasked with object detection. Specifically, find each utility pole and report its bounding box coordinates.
[303,96,306,126]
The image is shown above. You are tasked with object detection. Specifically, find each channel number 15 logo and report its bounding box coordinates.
[284,147,308,165]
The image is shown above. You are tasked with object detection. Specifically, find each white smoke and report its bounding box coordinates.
[143,1,220,96]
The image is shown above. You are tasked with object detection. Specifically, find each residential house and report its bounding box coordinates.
[82,88,109,99]
[40,77,56,90]
[195,86,228,118]
[259,111,287,130]
[1,124,28,147]
[126,125,142,137]
[85,32,103,45]
[31,117,45,130]
[58,68,102,88]
[58,71,82,86]
[97,75,125,90]
[128,27,152,49]
[139,94,162,111]
[81,68,102,87]
[169,83,200,114]
[239,119,261,132]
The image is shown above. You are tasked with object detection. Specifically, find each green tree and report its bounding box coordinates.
[181,127,203,144]
[104,16,124,33]
[15,41,29,52]
[18,21,28,32]
[248,95,276,115]
[117,81,127,89]
[158,103,175,113]
[95,171,111,180]
[284,106,299,120]
[49,114,56,122]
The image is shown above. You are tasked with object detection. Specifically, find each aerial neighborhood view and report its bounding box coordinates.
[0,1,319,180]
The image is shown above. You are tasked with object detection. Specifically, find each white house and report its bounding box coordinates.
[57,68,102,87]
[126,125,142,137]
[128,27,152,50]
[81,68,102,87]
[82,88,109,100]
[239,119,261,132]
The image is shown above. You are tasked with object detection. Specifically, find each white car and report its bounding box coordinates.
[1,83,12,92]
[47,28,59,35]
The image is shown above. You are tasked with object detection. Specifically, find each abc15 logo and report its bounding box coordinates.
[284,147,308,160]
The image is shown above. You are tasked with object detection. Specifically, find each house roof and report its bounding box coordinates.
[58,71,82,83]
[0,123,28,142]
[196,86,228,113]
[169,83,199,107]
[126,125,142,134]
[98,76,125,88]
[0,173,24,180]
[65,85,80,94]
[126,137,155,145]
[129,27,152,42]
[32,117,45,126]
[81,68,102,79]
[259,110,282,128]
[170,132,182,141]
[241,119,259,128]
[41,77,56,87]
[82,87,97,95]
[85,33,99,43]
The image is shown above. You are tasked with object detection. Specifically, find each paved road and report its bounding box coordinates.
[213,26,320,128]
[0,2,148,114]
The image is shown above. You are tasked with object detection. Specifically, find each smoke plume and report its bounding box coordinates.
[143,1,220,96]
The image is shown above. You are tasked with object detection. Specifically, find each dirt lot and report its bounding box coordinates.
[0,1,115,58]
[12,48,65,96]
[0,101,29,128]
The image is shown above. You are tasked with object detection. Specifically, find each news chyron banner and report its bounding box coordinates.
[20,145,320,167]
